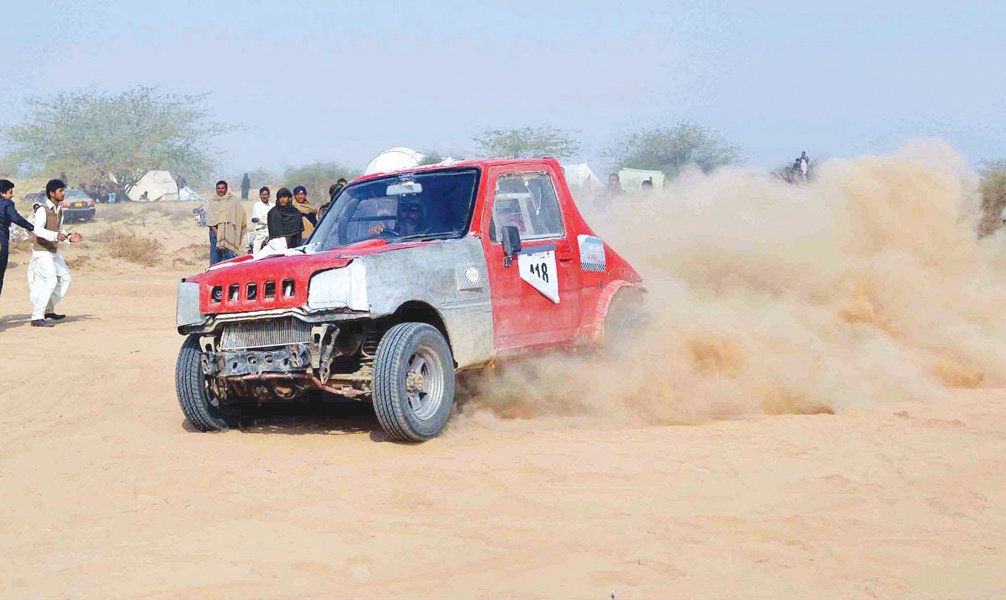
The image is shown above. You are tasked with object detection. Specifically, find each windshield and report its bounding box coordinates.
[310,167,480,250]
[65,189,91,200]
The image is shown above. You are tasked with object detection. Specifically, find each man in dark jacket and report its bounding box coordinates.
[0,179,35,298]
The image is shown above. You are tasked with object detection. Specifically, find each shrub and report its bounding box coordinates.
[105,232,165,267]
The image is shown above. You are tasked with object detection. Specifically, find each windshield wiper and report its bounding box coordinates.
[390,233,449,244]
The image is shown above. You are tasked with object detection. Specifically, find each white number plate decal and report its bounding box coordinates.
[518,248,560,303]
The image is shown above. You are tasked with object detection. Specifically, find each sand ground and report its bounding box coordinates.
[0,204,1004,599]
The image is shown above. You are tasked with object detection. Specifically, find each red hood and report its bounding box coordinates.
[187,239,428,315]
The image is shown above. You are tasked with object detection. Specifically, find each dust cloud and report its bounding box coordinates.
[456,141,1006,430]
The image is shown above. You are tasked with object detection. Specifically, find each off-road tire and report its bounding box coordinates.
[372,322,455,442]
[175,335,240,431]
[604,289,646,357]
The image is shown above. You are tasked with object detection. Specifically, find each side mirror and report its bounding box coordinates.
[501,225,521,267]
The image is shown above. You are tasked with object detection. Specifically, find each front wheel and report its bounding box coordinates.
[175,335,241,431]
[372,323,455,442]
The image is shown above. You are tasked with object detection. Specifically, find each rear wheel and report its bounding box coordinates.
[372,323,455,442]
[604,289,646,356]
[175,335,241,431]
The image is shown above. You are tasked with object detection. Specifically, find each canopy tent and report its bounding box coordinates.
[128,170,181,202]
[561,163,602,191]
[617,168,665,191]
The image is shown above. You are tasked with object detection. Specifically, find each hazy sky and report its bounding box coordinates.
[4,0,1004,174]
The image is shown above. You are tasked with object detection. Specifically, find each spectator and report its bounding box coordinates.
[794,151,810,183]
[596,172,623,211]
[207,180,247,265]
[319,177,348,221]
[607,173,623,195]
[28,179,83,327]
[292,185,318,238]
[267,187,304,249]
[0,179,35,298]
[250,186,272,253]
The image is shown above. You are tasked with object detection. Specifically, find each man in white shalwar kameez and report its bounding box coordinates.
[250,186,273,253]
[28,179,81,328]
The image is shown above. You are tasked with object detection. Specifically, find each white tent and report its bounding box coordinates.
[561,163,602,191]
[128,170,180,202]
[617,168,665,191]
[364,147,425,175]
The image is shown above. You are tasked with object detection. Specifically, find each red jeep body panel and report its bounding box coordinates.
[186,239,431,315]
[182,158,642,355]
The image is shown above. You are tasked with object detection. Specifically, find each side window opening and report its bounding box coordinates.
[489,171,565,243]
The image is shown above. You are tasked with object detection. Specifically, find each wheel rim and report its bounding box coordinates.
[199,361,232,418]
[404,344,445,421]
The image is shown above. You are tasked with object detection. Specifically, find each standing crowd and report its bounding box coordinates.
[781,151,811,184]
[1,174,353,329]
[0,178,84,328]
[206,177,347,265]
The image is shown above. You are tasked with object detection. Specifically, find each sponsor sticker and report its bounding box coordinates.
[456,265,483,290]
[577,235,606,272]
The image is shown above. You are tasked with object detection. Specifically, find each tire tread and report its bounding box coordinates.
[175,335,232,431]
[372,322,454,442]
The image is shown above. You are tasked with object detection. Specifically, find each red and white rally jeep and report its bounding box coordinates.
[175,158,643,441]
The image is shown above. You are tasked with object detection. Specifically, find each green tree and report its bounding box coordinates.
[418,150,445,166]
[2,86,232,197]
[473,127,580,159]
[605,122,740,179]
[0,152,27,178]
[283,162,360,203]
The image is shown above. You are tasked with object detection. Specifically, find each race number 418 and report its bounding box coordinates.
[518,249,560,303]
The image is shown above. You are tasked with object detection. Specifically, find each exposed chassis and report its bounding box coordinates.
[195,311,382,402]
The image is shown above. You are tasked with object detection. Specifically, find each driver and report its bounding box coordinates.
[368,199,430,237]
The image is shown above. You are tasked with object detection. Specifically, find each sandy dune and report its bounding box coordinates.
[0,200,1003,599]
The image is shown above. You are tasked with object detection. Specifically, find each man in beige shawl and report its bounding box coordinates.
[292,185,318,239]
[207,180,248,265]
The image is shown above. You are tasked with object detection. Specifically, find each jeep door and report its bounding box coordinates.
[480,163,582,353]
